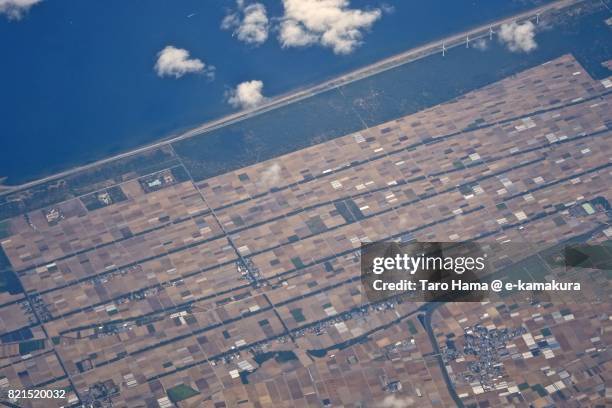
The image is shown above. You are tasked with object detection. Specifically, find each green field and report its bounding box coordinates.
[167,383,199,403]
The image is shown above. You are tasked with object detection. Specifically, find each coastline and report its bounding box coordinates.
[0,0,582,194]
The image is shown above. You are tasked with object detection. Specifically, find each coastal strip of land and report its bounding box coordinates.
[0,0,583,194]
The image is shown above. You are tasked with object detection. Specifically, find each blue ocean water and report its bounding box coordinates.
[0,0,555,184]
[173,6,612,181]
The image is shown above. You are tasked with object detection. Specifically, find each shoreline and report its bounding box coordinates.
[0,0,582,195]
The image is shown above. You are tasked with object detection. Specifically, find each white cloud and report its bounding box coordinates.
[0,0,42,20]
[260,163,281,186]
[154,46,214,79]
[278,0,382,55]
[380,3,395,15]
[222,1,269,46]
[226,80,266,109]
[498,21,537,53]
[472,38,488,51]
